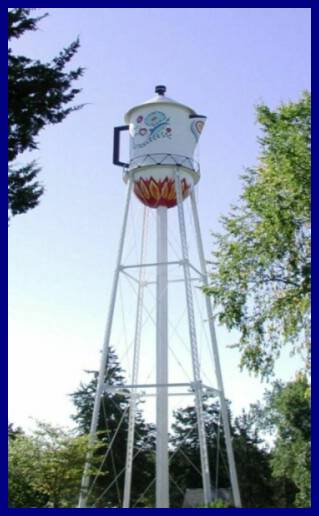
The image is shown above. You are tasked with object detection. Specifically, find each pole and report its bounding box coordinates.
[78,179,133,508]
[175,173,212,506]
[156,206,169,508]
[123,207,148,508]
[190,189,242,508]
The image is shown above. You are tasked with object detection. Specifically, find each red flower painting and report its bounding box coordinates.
[133,177,191,208]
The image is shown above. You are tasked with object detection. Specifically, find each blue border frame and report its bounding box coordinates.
[310,2,317,514]
[1,2,316,7]
[1,2,8,513]
[3,2,316,513]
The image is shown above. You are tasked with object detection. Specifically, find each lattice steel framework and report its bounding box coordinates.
[78,171,241,509]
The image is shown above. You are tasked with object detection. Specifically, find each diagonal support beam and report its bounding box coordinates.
[175,171,212,506]
[78,179,133,508]
[190,189,242,508]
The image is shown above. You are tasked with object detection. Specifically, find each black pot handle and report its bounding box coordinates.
[113,125,129,167]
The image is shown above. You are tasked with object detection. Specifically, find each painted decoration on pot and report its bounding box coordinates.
[133,111,172,150]
[134,177,191,208]
[191,119,205,142]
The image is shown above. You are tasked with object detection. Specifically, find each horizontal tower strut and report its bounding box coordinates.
[120,259,204,278]
[121,268,199,286]
[103,382,220,394]
[121,260,182,269]
[102,383,221,400]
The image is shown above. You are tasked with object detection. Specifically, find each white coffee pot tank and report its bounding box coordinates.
[113,85,206,208]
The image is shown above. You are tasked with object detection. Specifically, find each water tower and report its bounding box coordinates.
[78,86,241,508]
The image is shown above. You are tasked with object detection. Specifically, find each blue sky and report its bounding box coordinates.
[8,8,311,431]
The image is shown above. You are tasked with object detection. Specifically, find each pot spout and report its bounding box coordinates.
[189,114,207,146]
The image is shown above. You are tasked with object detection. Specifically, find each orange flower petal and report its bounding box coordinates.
[161,180,169,200]
[167,181,176,201]
[149,179,161,201]
[134,182,143,198]
[138,179,151,200]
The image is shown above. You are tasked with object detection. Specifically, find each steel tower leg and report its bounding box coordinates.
[175,173,212,507]
[190,190,242,508]
[123,208,148,508]
[78,179,133,508]
[156,206,169,508]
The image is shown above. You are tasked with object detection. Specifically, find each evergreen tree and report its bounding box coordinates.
[70,347,155,507]
[170,397,275,508]
[8,8,84,217]
[169,397,228,507]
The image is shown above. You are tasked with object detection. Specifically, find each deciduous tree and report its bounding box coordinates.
[8,422,101,508]
[252,375,310,507]
[205,92,310,378]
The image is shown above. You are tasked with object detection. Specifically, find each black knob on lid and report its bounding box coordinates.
[155,85,166,96]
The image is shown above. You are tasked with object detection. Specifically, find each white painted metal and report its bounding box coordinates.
[104,382,193,391]
[79,87,242,509]
[175,171,212,506]
[125,90,203,163]
[123,207,148,508]
[121,260,181,269]
[124,91,196,122]
[78,179,133,509]
[103,382,219,399]
[124,88,205,187]
[103,382,219,397]
[190,190,242,508]
[121,260,202,278]
[145,277,199,285]
[156,206,169,508]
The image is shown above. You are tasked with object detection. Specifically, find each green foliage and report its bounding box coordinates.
[269,376,310,508]
[205,92,310,378]
[8,422,24,440]
[9,377,310,507]
[252,375,310,507]
[170,384,310,508]
[70,347,155,508]
[9,431,48,507]
[8,162,43,216]
[232,411,275,508]
[8,8,84,217]
[200,499,231,508]
[170,396,274,508]
[170,397,229,507]
[8,421,102,508]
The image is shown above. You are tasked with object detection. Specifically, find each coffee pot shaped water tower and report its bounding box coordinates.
[78,85,241,509]
[113,85,207,207]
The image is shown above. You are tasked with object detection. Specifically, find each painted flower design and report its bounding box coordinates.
[191,119,205,142]
[133,110,172,149]
[145,111,166,127]
[134,177,190,208]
